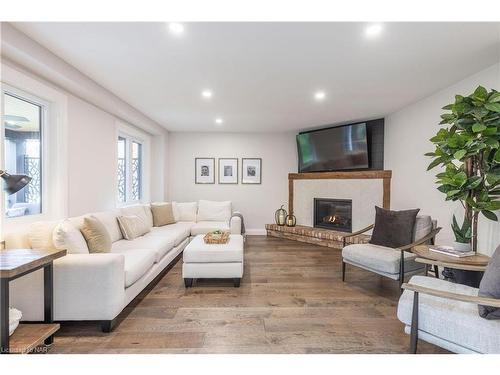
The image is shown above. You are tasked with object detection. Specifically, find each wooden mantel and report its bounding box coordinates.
[288,170,392,215]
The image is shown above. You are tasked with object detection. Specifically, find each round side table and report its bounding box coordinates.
[412,245,490,288]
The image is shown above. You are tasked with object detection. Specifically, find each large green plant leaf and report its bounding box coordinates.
[485,102,500,112]
[473,86,488,102]
[482,210,498,221]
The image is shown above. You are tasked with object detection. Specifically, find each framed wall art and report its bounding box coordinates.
[218,158,238,184]
[195,157,215,184]
[241,158,262,184]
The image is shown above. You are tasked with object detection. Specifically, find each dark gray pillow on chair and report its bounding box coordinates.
[478,245,500,319]
[369,206,420,248]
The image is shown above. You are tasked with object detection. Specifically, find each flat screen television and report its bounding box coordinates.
[297,122,369,172]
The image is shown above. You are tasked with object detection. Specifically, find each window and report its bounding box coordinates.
[117,135,143,203]
[3,92,44,218]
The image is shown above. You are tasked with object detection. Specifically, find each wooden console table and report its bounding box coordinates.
[0,248,66,354]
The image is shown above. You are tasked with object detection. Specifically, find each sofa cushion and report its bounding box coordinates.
[151,202,176,227]
[197,200,232,222]
[111,248,156,287]
[117,215,150,240]
[142,204,154,228]
[81,216,112,253]
[121,205,152,230]
[53,220,89,254]
[398,275,500,354]
[172,202,197,222]
[111,233,175,263]
[413,215,433,242]
[183,234,244,263]
[342,243,424,276]
[370,206,420,248]
[93,210,123,242]
[478,245,500,319]
[190,221,231,236]
[148,222,192,246]
[27,221,59,251]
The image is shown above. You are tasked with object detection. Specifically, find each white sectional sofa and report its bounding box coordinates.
[6,200,241,332]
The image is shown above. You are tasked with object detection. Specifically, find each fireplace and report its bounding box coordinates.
[313,198,352,232]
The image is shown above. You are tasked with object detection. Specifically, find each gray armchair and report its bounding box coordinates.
[399,276,500,353]
[341,215,441,289]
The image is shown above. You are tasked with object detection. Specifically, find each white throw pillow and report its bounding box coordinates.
[142,204,154,228]
[121,205,152,230]
[53,220,89,254]
[92,210,123,242]
[172,202,197,222]
[117,215,151,240]
[27,221,59,251]
[197,200,232,222]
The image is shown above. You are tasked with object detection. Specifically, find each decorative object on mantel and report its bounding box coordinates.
[203,230,230,244]
[427,86,500,253]
[275,205,287,226]
[286,214,296,227]
[241,158,262,184]
[218,158,238,184]
[195,158,215,184]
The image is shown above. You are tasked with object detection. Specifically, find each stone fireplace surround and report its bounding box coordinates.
[289,171,391,233]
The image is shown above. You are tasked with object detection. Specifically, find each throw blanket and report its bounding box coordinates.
[230,212,245,235]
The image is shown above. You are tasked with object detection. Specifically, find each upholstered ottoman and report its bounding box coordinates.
[182,234,244,287]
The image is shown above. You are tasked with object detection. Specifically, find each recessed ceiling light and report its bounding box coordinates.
[201,90,213,99]
[365,23,383,38]
[215,118,224,125]
[314,91,326,101]
[168,23,184,35]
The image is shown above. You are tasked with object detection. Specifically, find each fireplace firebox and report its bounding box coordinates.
[313,198,352,232]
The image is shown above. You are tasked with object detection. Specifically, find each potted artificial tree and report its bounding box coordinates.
[427,86,500,255]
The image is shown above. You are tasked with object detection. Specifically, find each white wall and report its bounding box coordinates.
[168,132,297,233]
[66,95,117,215]
[385,63,500,255]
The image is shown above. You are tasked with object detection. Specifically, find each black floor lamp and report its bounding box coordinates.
[0,170,32,195]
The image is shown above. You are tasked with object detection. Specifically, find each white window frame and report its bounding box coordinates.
[1,64,68,234]
[116,121,150,206]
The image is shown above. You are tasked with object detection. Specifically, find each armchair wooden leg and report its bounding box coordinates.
[409,291,419,354]
[342,261,346,282]
[399,251,405,291]
[433,265,439,279]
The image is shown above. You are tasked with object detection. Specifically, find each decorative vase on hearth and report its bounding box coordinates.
[285,214,296,227]
[275,205,287,226]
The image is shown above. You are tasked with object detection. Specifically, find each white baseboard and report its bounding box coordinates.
[245,228,267,236]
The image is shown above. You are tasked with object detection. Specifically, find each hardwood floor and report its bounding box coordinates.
[50,236,446,354]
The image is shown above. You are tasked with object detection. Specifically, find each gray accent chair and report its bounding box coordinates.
[398,275,500,353]
[341,215,441,289]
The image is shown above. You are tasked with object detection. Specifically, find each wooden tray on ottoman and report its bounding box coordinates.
[204,231,230,244]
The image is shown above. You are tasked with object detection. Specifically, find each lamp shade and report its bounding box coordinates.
[1,171,32,195]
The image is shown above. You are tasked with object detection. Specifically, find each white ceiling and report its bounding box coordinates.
[12,22,500,132]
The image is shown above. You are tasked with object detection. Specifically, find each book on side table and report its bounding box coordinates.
[429,245,475,258]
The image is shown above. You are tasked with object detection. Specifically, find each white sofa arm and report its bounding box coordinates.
[230,212,242,235]
[10,253,125,321]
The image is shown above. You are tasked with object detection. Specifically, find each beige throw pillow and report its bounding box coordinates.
[151,202,176,227]
[80,216,112,253]
[117,215,150,240]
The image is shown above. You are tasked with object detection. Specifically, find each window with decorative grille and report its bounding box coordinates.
[117,134,143,204]
[3,92,44,218]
